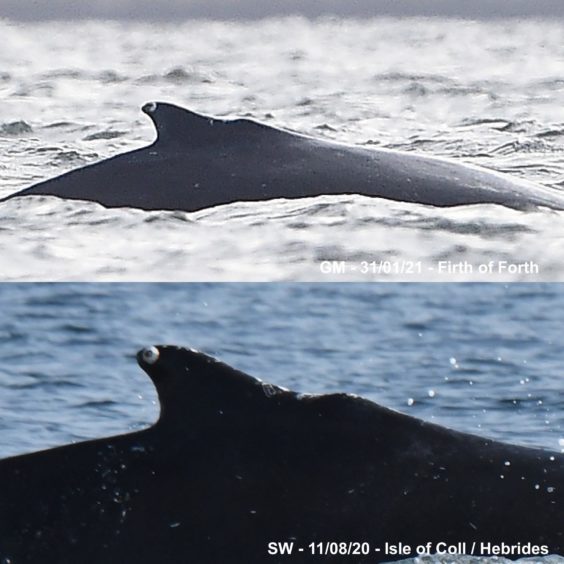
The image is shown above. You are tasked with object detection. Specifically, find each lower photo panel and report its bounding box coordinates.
[0,283,562,563]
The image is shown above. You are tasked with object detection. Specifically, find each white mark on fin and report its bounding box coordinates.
[262,383,279,398]
[142,346,160,365]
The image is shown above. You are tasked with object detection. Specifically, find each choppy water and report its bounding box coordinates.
[0,283,562,460]
[1,17,563,281]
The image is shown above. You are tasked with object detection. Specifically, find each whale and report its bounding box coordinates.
[0,345,562,563]
[2,102,564,212]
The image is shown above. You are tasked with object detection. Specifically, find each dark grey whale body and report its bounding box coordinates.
[2,102,564,212]
[0,346,562,563]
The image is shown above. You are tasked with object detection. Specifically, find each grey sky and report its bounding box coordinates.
[2,0,564,21]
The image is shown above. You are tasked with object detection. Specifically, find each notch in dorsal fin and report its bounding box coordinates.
[142,101,219,145]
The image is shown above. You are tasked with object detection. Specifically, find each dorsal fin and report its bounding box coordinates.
[141,101,220,146]
[136,345,278,427]
[141,101,278,147]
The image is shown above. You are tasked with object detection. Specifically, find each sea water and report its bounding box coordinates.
[0,17,563,281]
[0,283,562,460]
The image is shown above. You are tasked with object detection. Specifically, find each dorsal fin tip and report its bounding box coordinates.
[141,101,158,115]
[141,101,209,120]
[141,102,215,142]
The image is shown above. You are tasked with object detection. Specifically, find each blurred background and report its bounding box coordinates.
[3,0,564,20]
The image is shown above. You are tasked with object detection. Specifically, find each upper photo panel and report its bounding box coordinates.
[1,1,563,281]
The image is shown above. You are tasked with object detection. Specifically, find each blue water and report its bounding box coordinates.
[0,283,562,459]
